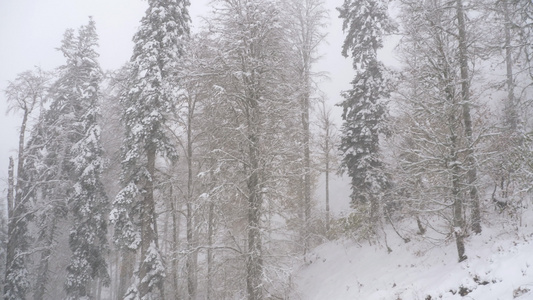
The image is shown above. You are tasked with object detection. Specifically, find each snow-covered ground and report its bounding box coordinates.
[292,213,533,299]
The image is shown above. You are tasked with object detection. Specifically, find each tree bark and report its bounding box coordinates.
[207,199,215,300]
[246,93,263,300]
[186,97,198,300]
[296,0,318,256]
[206,147,217,300]
[96,277,102,300]
[6,157,14,234]
[118,251,135,299]
[302,78,311,255]
[4,157,14,296]
[138,146,165,299]
[169,185,180,299]
[16,110,28,201]
[456,0,482,234]
[325,139,330,234]
[246,144,263,300]
[33,218,57,300]
[503,0,517,131]
[451,135,467,262]
[5,108,30,299]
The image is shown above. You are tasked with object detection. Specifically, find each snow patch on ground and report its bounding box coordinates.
[293,218,533,299]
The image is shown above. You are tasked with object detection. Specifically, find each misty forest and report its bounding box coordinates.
[2,0,533,299]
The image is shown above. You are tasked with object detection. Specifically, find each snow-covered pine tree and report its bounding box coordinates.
[337,0,394,236]
[110,0,190,298]
[23,107,64,300]
[61,18,110,299]
[13,19,110,299]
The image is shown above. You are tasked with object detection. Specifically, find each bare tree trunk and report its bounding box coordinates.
[118,251,135,299]
[169,185,180,299]
[4,157,14,296]
[288,0,327,255]
[138,146,165,299]
[438,20,468,260]
[456,0,482,234]
[325,144,330,234]
[109,251,115,300]
[302,83,311,255]
[5,109,30,298]
[186,103,197,300]
[6,157,14,234]
[33,218,57,300]
[503,0,517,132]
[206,200,215,300]
[246,154,263,300]
[96,277,102,300]
[318,101,335,237]
[246,97,263,300]
[451,134,467,262]
[16,111,28,201]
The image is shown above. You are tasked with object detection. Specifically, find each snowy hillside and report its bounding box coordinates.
[293,214,533,300]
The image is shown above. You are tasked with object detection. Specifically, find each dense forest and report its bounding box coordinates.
[2,0,533,299]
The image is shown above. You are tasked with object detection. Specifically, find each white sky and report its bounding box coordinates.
[0,0,357,210]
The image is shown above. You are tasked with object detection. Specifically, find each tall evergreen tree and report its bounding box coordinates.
[110,0,190,298]
[12,19,111,300]
[337,0,395,235]
[24,103,66,300]
[60,18,110,299]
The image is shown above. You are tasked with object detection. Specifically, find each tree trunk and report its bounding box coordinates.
[118,251,135,299]
[33,218,57,300]
[246,96,263,300]
[246,155,263,300]
[205,150,217,300]
[5,109,30,299]
[4,157,14,297]
[448,85,466,261]
[302,83,311,255]
[186,103,197,300]
[138,146,165,299]
[16,111,28,202]
[169,185,180,299]
[452,171,467,262]
[207,199,215,300]
[325,142,330,234]
[503,0,517,132]
[439,24,467,261]
[96,277,102,300]
[451,135,467,262]
[6,156,14,240]
[109,250,117,300]
[456,0,482,234]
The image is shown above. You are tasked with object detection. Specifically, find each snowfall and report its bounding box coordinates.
[292,210,533,300]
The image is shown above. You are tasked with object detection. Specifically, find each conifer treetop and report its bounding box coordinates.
[338,0,395,68]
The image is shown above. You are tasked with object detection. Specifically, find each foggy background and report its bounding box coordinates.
[0,0,359,215]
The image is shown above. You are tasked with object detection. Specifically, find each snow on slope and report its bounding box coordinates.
[293,217,533,299]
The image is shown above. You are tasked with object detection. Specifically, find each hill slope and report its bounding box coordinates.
[292,216,533,299]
